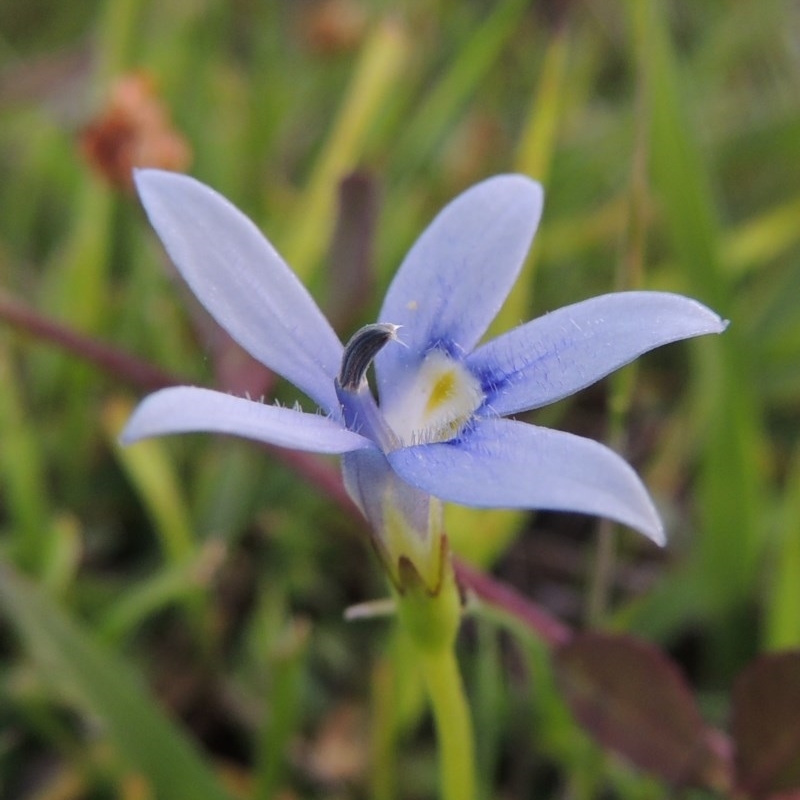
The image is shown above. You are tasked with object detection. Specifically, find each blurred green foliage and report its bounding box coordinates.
[0,0,799,797]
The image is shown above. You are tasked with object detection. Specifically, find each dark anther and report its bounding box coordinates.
[338,323,400,391]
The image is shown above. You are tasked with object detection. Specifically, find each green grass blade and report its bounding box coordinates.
[494,22,571,333]
[250,588,310,800]
[97,543,224,645]
[633,0,765,611]
[0,561,235,800]
[764,443,800,650]
[280,17,409,281]
[390,0,529,180]
[103,397,195,565]
[0,335,50,573]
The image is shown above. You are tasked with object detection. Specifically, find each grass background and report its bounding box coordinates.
[0,0,799,797]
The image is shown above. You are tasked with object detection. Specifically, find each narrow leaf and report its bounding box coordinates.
[0,562,235,800]
[280,17,408,280]
[103,397,195,565]
[764,444,800,649]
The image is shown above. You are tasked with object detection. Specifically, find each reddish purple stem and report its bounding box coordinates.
[453,559,572,646]
[0,292,188,391]
[0,289,573,646]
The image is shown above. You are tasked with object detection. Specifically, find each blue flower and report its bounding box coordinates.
[122,170,726,588]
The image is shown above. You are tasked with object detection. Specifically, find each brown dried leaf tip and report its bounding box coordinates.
[301,0,367,55]
[79,73,192,191]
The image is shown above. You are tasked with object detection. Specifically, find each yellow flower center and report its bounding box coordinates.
[383,351,484,446]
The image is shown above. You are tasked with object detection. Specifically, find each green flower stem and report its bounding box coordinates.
[395,548,476,800]
[417,643,476,800]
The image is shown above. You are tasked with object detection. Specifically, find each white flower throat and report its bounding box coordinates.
[382,350,484,446]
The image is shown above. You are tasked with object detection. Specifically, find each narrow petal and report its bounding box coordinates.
[375,175,543,400]
[121,386,372,454]
[134,170,343,414]
[467,291,728,416]
[387,418,664,544]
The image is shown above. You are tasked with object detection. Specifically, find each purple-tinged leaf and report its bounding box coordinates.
[732,651,800,799]
[554,632,732,789]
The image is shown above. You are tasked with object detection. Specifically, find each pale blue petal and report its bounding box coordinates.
[388,418,664,544]
[467,291,728,416]
[342,449,433,543]
[121,386,372,453]
[375,175,543,401]
[134,170,343,415]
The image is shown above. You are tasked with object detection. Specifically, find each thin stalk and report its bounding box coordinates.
[417,645,476,800]
[395,541,475,800]
[584,517,618,627]
[369,656,397,800]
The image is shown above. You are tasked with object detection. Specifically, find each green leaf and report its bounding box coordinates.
[104,397,195,565]
[390,0,530,180]
[0,561,235,800]
[280,17,409,281]
[765,454,800,648]
[0,334,50,573]
[632,0,765,611]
